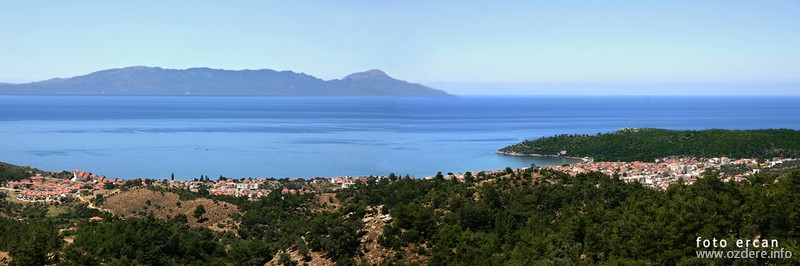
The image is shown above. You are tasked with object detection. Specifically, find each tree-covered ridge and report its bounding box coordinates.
[0,162,49,184]
[499,128,800,161]
[345,169,800,265]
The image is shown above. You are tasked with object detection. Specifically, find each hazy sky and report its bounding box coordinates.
[1,1,799,95]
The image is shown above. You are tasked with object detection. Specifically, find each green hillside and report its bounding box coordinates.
[0,162,49,184]
[499,128,800,161]
[3,168,800,265]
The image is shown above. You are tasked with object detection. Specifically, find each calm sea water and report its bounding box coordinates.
[1,96,799,179]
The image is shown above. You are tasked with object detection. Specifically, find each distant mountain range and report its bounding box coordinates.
[0,66,448,96]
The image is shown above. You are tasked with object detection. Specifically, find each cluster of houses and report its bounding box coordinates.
[3,168,411,202]
[5,157,795,202]
[545,157,796,189]
[4,170,124,201]
[5,176,82,201]
[142,175,385,199]
[70,169,121,184]
[326,176,370,188]
[146,178,277,198]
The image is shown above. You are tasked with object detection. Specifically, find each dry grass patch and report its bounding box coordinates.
[0,251,10,266]
[265,246,333,266]
[45,205,68,218]
[311,192,341,212]
[102,188,239,229]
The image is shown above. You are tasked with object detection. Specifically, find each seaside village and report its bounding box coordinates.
[3,157,797,202]
[5,170,124,201]
[546,157,796,189]
[3,169,377,202]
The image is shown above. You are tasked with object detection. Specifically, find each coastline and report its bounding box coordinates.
[496,150,591,163]
[4,96,797,179]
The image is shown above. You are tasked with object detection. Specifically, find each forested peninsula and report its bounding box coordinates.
[498,128,800,162]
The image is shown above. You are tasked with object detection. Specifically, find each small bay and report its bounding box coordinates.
[1,95,798,179]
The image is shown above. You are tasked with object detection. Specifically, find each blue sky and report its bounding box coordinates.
[1,1,799,95]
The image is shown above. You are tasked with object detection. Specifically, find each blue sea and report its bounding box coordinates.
[1,96,799,179]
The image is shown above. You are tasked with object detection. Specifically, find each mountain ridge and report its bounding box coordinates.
[0,66,449,96]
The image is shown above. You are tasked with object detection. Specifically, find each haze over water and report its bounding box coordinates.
[1,95,798,180]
